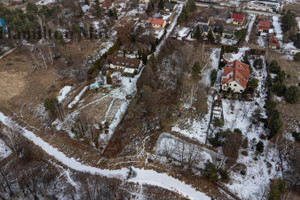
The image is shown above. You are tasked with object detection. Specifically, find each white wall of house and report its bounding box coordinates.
[222,80,245,93]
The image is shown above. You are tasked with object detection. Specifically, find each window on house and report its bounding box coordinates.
[131,64,134,66]
[234,84,237,86]
[240,90,243,92]
[116,61,119,64]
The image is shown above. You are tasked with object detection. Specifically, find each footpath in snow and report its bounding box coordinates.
[0,111,210,200]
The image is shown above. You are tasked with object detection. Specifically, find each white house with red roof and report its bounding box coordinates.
[221,60,250,93]
[231,13,245,25]
[148,18,166,28]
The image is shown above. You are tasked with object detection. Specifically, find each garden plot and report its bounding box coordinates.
[220,56,283,200]
[58,71,142,151]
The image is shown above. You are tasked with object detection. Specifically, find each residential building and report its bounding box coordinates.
[198,17,210,26]
[231,13,245,25]
[102,1,114,9]
[269,35,280,49]
[148,18,166,28]
[199,24,211,36]
[82,5,90,13]
[139,0,150,3]
[258,20,271,33]
[222,26,235,38]
[107,56,143,76]
[164,3,176,12]
[221,60,250,93]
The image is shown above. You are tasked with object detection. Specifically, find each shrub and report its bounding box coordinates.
[210,69,217,86]
[208,130,227,147]
[268,118,282,139]
[284,85,300,103]
[256,141,264,153]
[294,52,300,62]
[251,108,262,123]
[253,58,263,69]
[272,81,286,96]
[44,98,59,114]
[203,160,219,182]
[192,61,201,75]
[273,71,286,83]
[248,78,259,91]
[292,132,300,141]
[269,60,281,74]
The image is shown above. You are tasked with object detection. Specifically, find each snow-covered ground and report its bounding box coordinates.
[36,0,56,5]
[176,27,190,40]
[257,36,265,47]
[0,139,11,160]
[68,86,88,109]
[272,16,283,41]
[224,47,249,62]
[171,48,220,144]
[155,132,214,168]
[245,15,256,43]
[221,55,282,200]
[57,86,72,103]
[129,167,211,200]
[221,38,237,46]
[0,111,212,200]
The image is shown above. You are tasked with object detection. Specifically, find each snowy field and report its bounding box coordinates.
[0,139,11,160]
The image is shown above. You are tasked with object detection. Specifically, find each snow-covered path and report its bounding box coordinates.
[272,16,283,41]
[245,15,256,43]
[154,4,183,56]
[130,167,211,200]
[0,111,210,199]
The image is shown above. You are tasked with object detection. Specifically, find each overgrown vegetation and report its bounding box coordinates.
[210,69,217,86]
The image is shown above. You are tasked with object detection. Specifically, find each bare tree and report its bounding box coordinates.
[1,121,24,156]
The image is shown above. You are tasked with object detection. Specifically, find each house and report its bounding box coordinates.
[231,13,245,25]
[82,5,90,13]
[269,35,280,49]
[139,0,150,3]
[258,20,271,33]
[164,3,176,12]
[198,17,210,26]
[148,18,166,28]
[222,26,235,38]
[199,24,211,36]
[102,1,114,9]
[16,4,26,12]
[221,60,250,93]
[107,55,143,76]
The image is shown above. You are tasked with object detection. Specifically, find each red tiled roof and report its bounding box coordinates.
[148,18,166,26]
[231,13,245,22]
[258,21,271,30]
[102,1,113,8]
[269,35,280,47]
[222,60,250,89]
